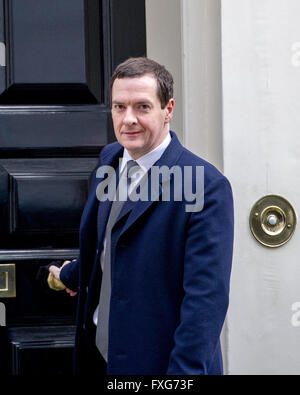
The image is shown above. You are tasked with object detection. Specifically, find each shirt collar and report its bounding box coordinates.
[120,132,171,173]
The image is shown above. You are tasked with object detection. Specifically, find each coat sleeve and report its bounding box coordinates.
[167,176,234,375]
[60,258,80,292]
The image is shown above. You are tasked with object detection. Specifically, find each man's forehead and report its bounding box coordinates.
[112,75,159,101]
[112,74,157,91]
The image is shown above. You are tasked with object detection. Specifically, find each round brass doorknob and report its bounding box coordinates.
[249,195,297,248]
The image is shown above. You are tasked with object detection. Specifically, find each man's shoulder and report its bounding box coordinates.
[98,140,123,164]
[176,146,233,211]
[178,146,228,185]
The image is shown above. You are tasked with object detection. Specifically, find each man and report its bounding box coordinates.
[49,57,234,375]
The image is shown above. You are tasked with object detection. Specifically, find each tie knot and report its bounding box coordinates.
[126,160,139,177]
[125,160,141,191]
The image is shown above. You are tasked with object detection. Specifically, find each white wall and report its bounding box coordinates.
[181,0,223,171]
[145,0,184,144]
[222,0,300,374]
[146,0,223,171]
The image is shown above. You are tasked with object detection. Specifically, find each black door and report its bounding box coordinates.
[0,0,146,376]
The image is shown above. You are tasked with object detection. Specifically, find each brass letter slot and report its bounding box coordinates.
[0,264,16,298]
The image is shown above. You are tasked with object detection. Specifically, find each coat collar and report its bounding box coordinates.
[100,130,182,169]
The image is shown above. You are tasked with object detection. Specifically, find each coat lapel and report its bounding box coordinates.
[117,131,184,238]
[80,143,124,247]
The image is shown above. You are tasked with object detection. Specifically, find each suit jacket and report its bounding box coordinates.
[60,131,234,375]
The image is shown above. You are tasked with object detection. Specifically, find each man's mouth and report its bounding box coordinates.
[122,130,142,135]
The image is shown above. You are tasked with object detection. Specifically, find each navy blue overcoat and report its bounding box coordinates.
[60,131,234,375]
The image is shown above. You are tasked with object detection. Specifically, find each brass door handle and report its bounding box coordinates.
[250,195,297,248]
[47,273,66,291]
[0,264,16,298]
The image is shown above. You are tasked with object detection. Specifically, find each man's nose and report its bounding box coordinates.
[123,107,137,125]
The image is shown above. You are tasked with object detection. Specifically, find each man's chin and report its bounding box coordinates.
[122,140,142,151]
[122,143,145,159]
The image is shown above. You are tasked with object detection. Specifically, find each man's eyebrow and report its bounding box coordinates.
[136,100,152,104]
[112,99,153,106]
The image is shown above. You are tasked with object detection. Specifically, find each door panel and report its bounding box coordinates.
[0,158,96,248]
[0,0,146,375]
[8,325,76,376]
[1,0,101,104]
[0,110,109,152]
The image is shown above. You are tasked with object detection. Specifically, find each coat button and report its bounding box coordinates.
[117,296,128,303]
[116,352,127,358]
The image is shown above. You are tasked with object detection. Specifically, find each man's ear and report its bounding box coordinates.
[164,99,175,123]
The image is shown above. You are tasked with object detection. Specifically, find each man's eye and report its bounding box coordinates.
[114,105,124,110]
[139,104,150,110]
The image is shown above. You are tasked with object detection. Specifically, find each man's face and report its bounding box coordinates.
[111,74,174,159]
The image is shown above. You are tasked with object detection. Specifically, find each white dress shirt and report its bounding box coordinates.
[93,132,171,325]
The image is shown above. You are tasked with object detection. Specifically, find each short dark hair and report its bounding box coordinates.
[110,57,174,109]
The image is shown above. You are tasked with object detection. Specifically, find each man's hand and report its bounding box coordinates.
[49,260,78,296]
